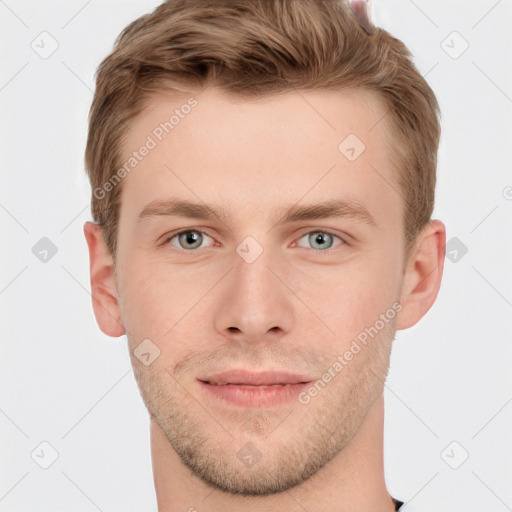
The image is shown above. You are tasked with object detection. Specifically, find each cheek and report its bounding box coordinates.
[309,249,400,344]
[117,262,169,340]
[117,258,215,343]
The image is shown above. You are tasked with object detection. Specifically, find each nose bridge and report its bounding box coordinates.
[213,239,295,341]
[237,249,278,302]
[235,234,274,290]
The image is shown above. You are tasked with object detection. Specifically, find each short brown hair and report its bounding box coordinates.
[85,0,441,261]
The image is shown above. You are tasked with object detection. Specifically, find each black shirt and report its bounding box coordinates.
[393,497,405,510]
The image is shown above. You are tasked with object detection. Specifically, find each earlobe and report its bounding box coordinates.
[396,220,446,330]
[83,221,126,338]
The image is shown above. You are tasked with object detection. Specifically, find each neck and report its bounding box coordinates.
[150,394,395,512]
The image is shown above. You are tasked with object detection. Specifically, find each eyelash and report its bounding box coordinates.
[161,228,347,253]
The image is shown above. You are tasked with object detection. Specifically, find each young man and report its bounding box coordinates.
[83,1,445,510]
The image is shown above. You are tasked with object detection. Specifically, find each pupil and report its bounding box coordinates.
[181,231,201,249]
[312,232,332,250]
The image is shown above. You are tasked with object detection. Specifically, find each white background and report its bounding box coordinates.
[1,0,511,511]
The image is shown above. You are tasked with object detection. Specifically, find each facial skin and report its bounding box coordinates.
[84,87,445,512]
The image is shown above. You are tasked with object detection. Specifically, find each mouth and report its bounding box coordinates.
[197,370,312,407]
[198,369,312,386]
[201,382,296,386]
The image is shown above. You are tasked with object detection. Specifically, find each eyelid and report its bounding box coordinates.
[294,227,348,244]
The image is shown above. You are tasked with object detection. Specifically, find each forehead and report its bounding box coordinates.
[118,87,401,228]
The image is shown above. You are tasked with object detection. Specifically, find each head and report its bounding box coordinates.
[84,0,445,497]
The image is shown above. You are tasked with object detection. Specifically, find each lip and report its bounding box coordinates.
[199,381,310,408]
[199,369,311,386]
[198,370,312,408]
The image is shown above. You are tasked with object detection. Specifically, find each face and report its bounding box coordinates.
[114,87,406,495]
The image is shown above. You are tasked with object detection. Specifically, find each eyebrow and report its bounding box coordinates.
[137,198,377,227]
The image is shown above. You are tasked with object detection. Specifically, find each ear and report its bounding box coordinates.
[83,221,126,337]
[396,219,446,330]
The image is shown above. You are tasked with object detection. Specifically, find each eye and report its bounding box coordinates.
[165,230,214,251]
[162,229,346,252]
[294,230,345,251]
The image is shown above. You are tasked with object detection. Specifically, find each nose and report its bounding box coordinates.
[213,246,295,346]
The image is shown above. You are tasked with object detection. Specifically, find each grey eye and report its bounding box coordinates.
[297,231,342,251]
[170,230,212,250]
